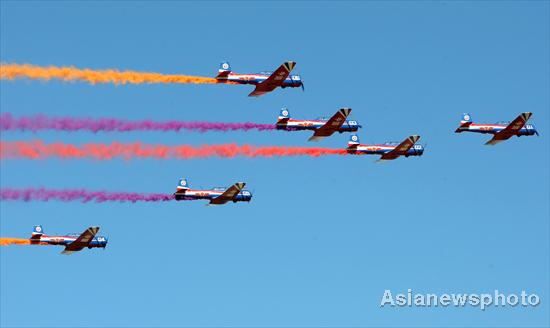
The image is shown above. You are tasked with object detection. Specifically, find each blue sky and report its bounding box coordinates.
[1,1,548,327]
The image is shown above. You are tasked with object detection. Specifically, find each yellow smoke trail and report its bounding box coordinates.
[0,63,222,85]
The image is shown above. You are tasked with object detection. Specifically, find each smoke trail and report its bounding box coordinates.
[0,238,33,246]
[0,113,276,133]
[0,238,50,246]
[0,63,227,85]
[1,188,175,203]
[0,141,348,160]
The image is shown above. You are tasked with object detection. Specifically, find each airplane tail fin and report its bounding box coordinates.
[31,225,43,239]
[176,178,190,192]
[216,61,232,78]
[347,134,360,149]
[455,113,473,132]
[277,108,291,123]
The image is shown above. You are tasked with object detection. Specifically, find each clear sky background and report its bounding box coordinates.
[1,1,549,327]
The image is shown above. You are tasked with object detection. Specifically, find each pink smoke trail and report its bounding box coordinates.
[0,188,175,203]
[0,141,348,160]
[0,113,276,133]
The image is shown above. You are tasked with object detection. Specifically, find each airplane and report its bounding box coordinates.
[455,112,538,145]
[346,134,424,161]
[30,225,107,255]
[174,178,252,205]
[276,108,361,141]
[215,61,303,97]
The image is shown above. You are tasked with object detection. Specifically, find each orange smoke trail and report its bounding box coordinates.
[0,238,49,246]
[0,238,31,246]
[0,141,349,160]
[0,63,223,85]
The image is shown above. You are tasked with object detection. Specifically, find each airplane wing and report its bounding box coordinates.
[61,227,99,255]
[485,112,532,146]
[248,61,296,97]
[209,182,246,205]
[309,108,352,142]
[380,135,420,160]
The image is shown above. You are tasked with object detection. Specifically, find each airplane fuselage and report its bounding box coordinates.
[456,123,537,136]
[174,188,252,202]
[348,144,424,157]
[217,72,303,88]
[277,119,360,132]
[31,235,107,248]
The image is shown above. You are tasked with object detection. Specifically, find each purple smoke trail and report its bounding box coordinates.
[0,113,277,133]
[0,188,175,203]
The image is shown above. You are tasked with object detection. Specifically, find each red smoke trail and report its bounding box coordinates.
[0,141,348,160]
[1,188,175,203]
[0,63,232,85]
[0,113,276,132]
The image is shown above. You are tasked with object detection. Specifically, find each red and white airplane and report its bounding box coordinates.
[455,112,538,145]
[347,134,424,161]
[174,178,252,205]
[30,225,107,255]
[215,61,303,97]
[276,108,360,141]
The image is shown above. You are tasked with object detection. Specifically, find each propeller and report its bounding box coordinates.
[289,73,305,91]
[250,188,255,203]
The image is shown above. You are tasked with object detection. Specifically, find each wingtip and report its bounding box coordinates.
[340,108,352,116]
[308,136,323,142]
[283,61,296,72]
[485,139,500,146]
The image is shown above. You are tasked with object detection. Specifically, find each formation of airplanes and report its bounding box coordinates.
[30,225,107,255]
[6,61,540,254]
